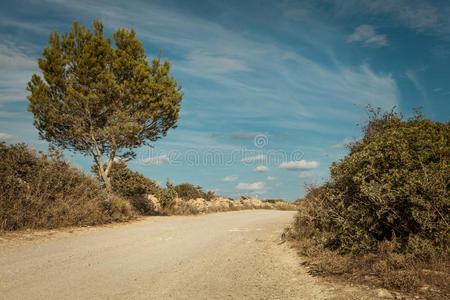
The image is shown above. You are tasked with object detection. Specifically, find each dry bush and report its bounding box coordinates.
[291,231,449,298]
[290,108,449,297]
[267,200,297,210]
[92,161,163,215]
[0,142,133,230]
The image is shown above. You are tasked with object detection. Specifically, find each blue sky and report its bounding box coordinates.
[1,0,449,201]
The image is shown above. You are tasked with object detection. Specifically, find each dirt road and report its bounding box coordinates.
[0,210,382,299]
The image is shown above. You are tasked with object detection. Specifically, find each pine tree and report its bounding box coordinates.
[27,19,183,191]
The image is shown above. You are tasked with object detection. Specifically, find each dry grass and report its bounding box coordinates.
[287,226,450,299]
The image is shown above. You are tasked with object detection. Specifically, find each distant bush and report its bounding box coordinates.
[159,178,178,210]
[262,199,285,204]
[0,143,133,230]
[291,108,449,295]
[92,161,164,215]
[174,183,215,201]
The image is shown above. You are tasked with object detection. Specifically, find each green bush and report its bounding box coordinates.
[0,142,133,230]
[159,178,178,210]
[294,108,449,257]
[92,161,163,198]
[92,161,168,215]
[174,183,215,201]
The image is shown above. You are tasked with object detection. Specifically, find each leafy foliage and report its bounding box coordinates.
[174,183,216,201]
[92,161,162,197]
[27,19,183,190]
[91,161,171,214]
[294,108,449,256]
[159,178,178,209]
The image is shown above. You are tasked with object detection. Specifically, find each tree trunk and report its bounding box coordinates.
[101,169,112,192]
[91,138,114,193]
[96,161,112,192]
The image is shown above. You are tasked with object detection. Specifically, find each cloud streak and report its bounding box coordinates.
[139,155,170,166]
[223,175,238,182]
[348,25,388,47]
[280,160,319,171]
[236,182,266,193]
[254,165,269,172]
[0,132,13,139]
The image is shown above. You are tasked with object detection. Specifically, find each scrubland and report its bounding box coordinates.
[288,109,449,299]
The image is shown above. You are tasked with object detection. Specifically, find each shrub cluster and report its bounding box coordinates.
[294,109,449,256]
[0,143,133,230]
[291,108,449,295]
[174,183,216,201]
[92,161,167,214]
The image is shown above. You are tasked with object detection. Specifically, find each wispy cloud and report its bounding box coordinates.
[406,68,427,99]
[280,160,319,171]
[0,132,13,139]
[0,41,38,104]
[348,25,388,47]
[0,43,36,70]
[266,176,277,181]
[254,165,269,172]
[139,155,169,166]
[223,175,238,182]
[182,51,251,74]
[361,0,450,37]
[236,181,266,192]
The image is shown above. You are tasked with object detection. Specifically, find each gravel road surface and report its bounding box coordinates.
[0,210,383,299]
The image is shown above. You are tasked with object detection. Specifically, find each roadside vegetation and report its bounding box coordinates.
[289,108,449,299]
[93,160,297,215]
[0,142,133,231]
[0,142,296,231]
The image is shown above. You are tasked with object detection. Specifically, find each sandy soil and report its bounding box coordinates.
[0,210,391,299]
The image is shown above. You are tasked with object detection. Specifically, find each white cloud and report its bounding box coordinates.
[348,25,388,47]
[0,132,13,139]
[236,182,266,192]
[241,155,266,162]
[267,176,277,181]
[139,155,169,166]
[280,160,319,170]
[254,165,269,172]
[223,175,238,182]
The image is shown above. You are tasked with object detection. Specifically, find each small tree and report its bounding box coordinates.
[27,20,183,191]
